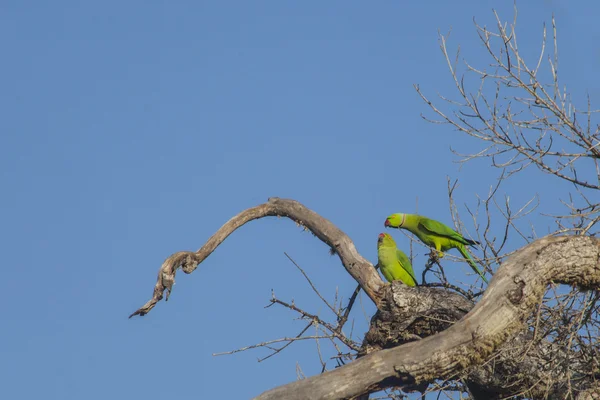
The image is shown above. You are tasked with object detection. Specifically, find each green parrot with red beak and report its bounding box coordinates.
[376,233,417,286]
[384,213,488,283]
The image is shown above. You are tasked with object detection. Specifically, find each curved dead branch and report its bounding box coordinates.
[254,235,600,400]
[129,197,384,318]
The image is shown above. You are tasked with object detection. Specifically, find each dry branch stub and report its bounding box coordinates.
[129,198,385,318]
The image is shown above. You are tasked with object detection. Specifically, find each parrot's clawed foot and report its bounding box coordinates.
[427,250,443,263]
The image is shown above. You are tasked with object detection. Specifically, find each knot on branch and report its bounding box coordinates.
[507,278,526,305]
[181,253,200,274]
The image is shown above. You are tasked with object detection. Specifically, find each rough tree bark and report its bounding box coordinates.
[130,198,600,399]
[362,284,599,399]
[129,197,384,318]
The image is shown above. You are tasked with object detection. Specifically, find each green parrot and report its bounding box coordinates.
[376,233,417,286]
[384,213,488,283]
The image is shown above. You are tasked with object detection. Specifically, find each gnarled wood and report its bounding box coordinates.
[129,197,384,318]
[254,236,600,400]
[362,283,599,399]
[129,198,599,399]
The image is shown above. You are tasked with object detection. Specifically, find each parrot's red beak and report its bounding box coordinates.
[384,219,390,227]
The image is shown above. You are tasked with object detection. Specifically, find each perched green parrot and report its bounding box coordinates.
[384,213,488,283]
[376,233,417,286]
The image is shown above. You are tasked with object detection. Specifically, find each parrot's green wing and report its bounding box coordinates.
[418,218,474,246]
[396,250,416,282]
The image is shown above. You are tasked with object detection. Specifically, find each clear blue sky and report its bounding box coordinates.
[2,1,598,399]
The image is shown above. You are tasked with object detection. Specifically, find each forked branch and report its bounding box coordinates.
[254,235,600,400]
[129,197,384,318]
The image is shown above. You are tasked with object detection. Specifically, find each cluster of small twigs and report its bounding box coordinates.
[423,381,470,400]
[209,7,599,399]
[415,7,600,237]
[411,6,600,399]
[385,284,600,399]
[213,252,362,371]
[528,286,600,391]
[370,378,471,399]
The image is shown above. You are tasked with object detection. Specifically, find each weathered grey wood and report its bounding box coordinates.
[254,236,600,400]
[129,197,384,318]
[128,198,600,399]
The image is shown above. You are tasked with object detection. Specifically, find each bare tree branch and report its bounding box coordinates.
[254,235,600,400]
[129,197,384,318]
[127,9,600,400]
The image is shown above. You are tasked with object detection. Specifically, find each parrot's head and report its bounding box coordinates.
[384,213,405,229]
[377,232,395,248]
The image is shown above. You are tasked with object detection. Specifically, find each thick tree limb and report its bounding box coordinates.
[363,283,598,399]
[254,235,600,400]
[129,198,599,398]
[129,197,384,318]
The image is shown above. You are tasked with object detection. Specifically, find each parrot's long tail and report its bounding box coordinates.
[458,245,488,284]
